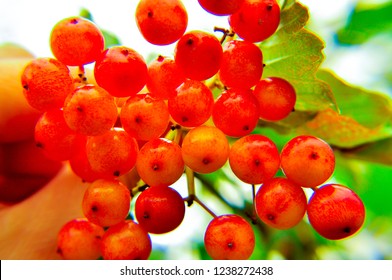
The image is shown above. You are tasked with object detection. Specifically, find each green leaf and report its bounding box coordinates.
[317,69,392,129]
[259,1,337,112]
[101,30,121,48]
[336,2,392,45]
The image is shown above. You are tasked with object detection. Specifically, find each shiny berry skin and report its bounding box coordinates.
[212,89,260,137]
[168,80,214,128]
[280,135,335,188]
[307,184,365,240]
[21,57,74,111]
[63,84,118,136]
[86,129,139,178]
[136,138,184,187]
[56,218,105,260]
[82,179,131,227]
[34,109,81,161]
[50,17,104,66]
[255,177,307,229]
[146,55,185,100]
[120,94,170,141]
[229,134,280,184]
[135,0,188,45]
[253,77,296,121]
[175,30,223,81]
[219,40,263,90]
[198,0,245,16]
[101,220,152,260]
[135,186,185,234]
[204,214,255,260]
[181,126,230,174]
[229,0,280,43]
[94,46,148,98]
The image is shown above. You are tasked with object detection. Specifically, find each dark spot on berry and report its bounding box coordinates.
[113,170,120,177]
[202,157,211,165]
[267,3,273,11]
[309,152,319,160]
[135,116,142,124]
[181,116,188,123]
[36,142,44,148]
[147,10,153,18]
[82,77,87,81]
[343,227,351,233]
[76,106,83,112]
[121,48,129,56]
[56,247,63,255]
[152,163,160,171]
[157,55,165,62]
[186,38,194,46]
[143,212,150,219]
[95,235,102,240]
[267,214,274,221]
[254,159,260,166]
[243,125,249,131]
[23,84,29,90]
[227,242,234,249]
[91,205,99,212]
[70,18,79,24]
[78,73,83,78]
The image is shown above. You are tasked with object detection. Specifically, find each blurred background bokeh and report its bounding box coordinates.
[0,0,391,260]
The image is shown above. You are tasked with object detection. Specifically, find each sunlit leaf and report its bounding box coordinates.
[260,2,337,112]
[317,69,392,128]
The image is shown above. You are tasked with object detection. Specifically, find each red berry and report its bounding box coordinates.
[204,214,255,260]
[56,218,105,260]
[94,46,148,98]
[229,134,280,184]
[219,40,263,90]
[63,84,118,136]
[255,177,307,229]
[198,0,245,16]
[135,186,185,234]
[146,55,185,100]
[175,30,223,81]
[136,138,184,187]
[86,129,139,178]
[82,179,131,227]
[307,184,365,240]
[168,80,214,128]
[135,0,188,45]
[212,89,260,137]
[50,17,104,66]
[101,220,152,260]
[181,126,230,174]
[120,94,170,141]
[280,135,335,188]
[21,58,74,111]
[229,0,280,43]
[253,77,296,121]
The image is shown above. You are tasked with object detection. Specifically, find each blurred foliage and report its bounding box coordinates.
[336,1,392,45]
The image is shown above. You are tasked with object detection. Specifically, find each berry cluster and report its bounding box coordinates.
[20,0,365,260]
